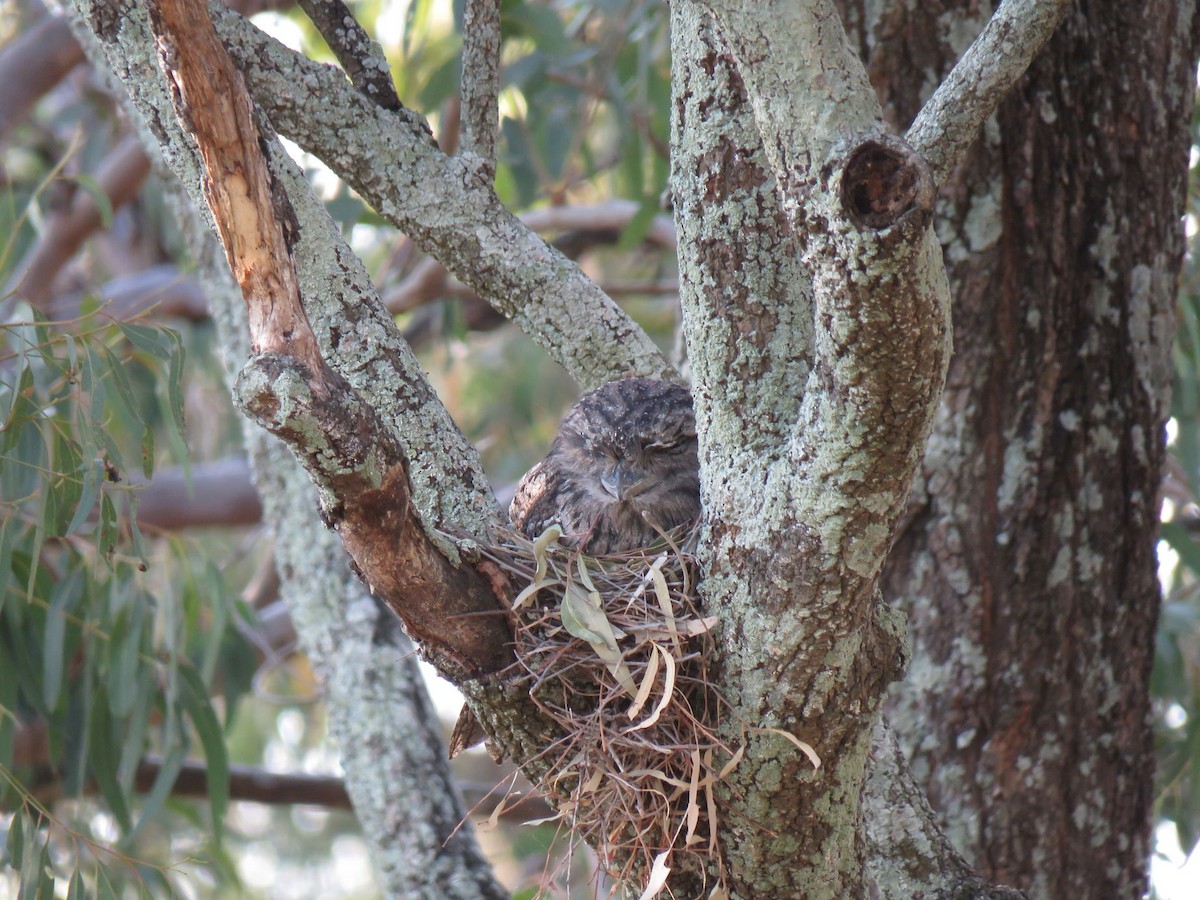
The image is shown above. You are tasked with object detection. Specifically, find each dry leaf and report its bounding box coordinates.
[636,851,672,900]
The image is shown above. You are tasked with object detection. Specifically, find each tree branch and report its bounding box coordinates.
[296,0,404,113]
[0,13,85,148]
[68,5,523,892]
[382,200,677,313]
[906,0,1073,187]
[459,0,500,171]
[134,457,261,530]
[211,6,673,389]
[671,2,952,894]
[233,353,513,678]
[146,0,513,680]
[669,3,816,462]
[47,265,211,322]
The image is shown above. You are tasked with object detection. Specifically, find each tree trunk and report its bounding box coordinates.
[853,1,1200,896]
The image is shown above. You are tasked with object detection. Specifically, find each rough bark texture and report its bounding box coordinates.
[68,4,510,896]
[671,2,952,895]
[839,1,1200,897]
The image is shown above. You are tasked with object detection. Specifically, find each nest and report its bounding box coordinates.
[480,524,816,898]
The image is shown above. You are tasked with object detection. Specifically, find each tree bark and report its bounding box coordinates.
[841,1,1200,896]
[66,5,509,897]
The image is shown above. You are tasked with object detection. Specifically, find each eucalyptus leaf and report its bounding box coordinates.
[89,693,133,832]
[126,742,185,847]
[179,664,229,843]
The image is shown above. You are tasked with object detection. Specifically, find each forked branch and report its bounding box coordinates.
[147,0,513,680]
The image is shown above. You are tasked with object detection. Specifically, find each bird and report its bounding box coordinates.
[509,377,701,554]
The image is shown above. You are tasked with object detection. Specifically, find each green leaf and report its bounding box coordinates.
[117,675,156,789]
[66,869,84,900]
[0,516,16,616]
[65,456,104,537]
[108,603,145,718]
[79,345,108,440]
[35,840,54,900]
[6,806,24,867]
[127,496,148,571]
[0,653,17,766]
[198,564,228,686]
[116,322,172,360]
[140,425,155,480]
[99,345,147,433]
[1,352,34,433]
[178,665,229,843]
[96,865,120,900]
[126,742,184,847]
[89,690,133,832]
[164,329,187,444]
[48,429,86,537]
[63,642,95,796]
[42,569,81,710]
[97,493,118,564]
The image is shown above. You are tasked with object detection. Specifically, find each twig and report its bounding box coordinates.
[906,0,1073,186]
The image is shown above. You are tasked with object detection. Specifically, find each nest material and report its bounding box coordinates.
[482,524,740,897]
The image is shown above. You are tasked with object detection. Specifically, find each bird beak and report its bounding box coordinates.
[601,463,630,500]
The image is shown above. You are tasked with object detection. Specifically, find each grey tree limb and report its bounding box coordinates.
[68,3,513,896]
[906,0,1073,186]
[296,0,404,113]
[211,6,673,389]
[459,0,501,170]
[673,1,949,895]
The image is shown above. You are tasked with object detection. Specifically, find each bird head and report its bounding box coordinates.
[558,378,699,525]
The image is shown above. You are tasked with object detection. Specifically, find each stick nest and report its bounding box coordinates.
[482,524,741,897]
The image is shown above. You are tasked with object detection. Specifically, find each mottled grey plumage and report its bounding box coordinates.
[510,378,700,554]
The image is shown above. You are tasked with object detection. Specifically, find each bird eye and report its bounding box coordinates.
[642,439,678,453]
